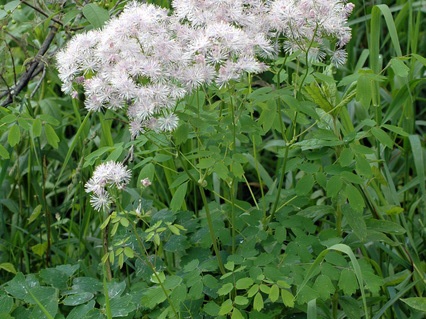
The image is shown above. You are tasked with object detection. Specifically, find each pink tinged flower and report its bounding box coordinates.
[156,113,179,132]
[85,161,132,211]
[331,49,348,67]
[90,191,112,212]
[129,119,144,139]
[141,178,152,187]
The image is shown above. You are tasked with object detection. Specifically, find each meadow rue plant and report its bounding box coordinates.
[4,0,426,318]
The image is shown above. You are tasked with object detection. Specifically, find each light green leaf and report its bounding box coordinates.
[371,127,393,149]
[390,57,409,77]
[0,263,17,274]
[28,205,43,224]
[8,124,20,147]
[213,161,229,180]
[269,284,280,302]
[401,297,426,312]
[307,299,317,319]
[31,242,48,257]
[0,144,9,159]
[231,307,244,319]
[382,124,409,137]
[32,118,42,137]
[253,292,264,311]
[281,289,295,307]
[82,3,109,29]
[217,283,233,296]
[234,296,249,306]
[0,114,17,124]
[218,299,233,315]
[197,157,215,169]
[236,277,254,290]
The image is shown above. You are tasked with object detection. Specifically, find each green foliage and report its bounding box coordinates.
[0,0,425,318]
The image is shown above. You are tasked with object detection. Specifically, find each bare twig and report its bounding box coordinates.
[20,0,64,26]
[1,24,59,107]
[30,63,46,99]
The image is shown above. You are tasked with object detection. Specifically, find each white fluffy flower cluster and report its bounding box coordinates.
[85,161,131,211]
[57,0,354,137]
[268,0,354,65]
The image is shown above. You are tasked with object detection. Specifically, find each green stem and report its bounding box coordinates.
[199,185,226,275]
[103,213,112,281]
[269,145,289,223]
[336,203,342,236]
[103,270,113,319]
[131,222,179,318]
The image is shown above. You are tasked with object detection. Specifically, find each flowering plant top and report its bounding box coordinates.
[57,0,354,138]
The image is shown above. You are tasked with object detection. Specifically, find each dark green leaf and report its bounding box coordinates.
[355,154,372,177]
[66,300,95,319]
[326,175,342,198]
[313,275,335,300]
[173,122,189,145]
[339,148,353,167]
[365,219,406,235]
[342,204,367,240]
[140,287,167,309]
[44,124,59,149]
[338,269,357,295]
[170,182,188,212]
[295,174,315,196]
[339,296,361,319]
[0,291,14,313]
[344,184,365,212]
[63,292,94,306]
[203,301,220,316]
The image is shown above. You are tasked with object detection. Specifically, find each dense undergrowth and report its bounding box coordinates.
[0,0,425,318]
